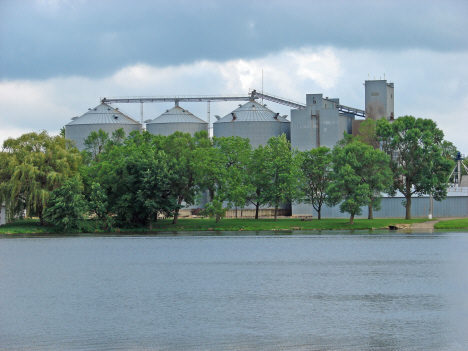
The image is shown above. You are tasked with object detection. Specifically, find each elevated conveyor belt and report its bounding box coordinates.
[248,89,365,117]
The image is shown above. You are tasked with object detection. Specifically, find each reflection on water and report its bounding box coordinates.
[1,231,467,350]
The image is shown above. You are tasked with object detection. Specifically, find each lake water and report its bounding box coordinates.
[1,230,467,350]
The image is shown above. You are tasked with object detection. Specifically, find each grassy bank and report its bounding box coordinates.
[0,217,434,234]
[434,218,468,229]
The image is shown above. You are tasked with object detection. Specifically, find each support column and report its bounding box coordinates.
[140,102,143,124]
[207,101,211,137]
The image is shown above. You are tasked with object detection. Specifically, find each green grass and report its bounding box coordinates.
[0,217,436,235]
[141,217,430,232]
[0,219,60,234]
[434,218,468,229]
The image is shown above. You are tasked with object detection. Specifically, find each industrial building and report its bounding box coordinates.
[63,79,466,219]
[65,103,142,151]
[213,99,290,148]
[146,102,208,136]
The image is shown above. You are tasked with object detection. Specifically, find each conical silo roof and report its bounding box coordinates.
[215,100,289,123]
[147,105,206,124]
[66,103,140,126]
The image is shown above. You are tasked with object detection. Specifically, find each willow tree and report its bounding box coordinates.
[0,132,81,225]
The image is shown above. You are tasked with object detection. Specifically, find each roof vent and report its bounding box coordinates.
[166,110,169,112]
[113,115,118,119]
[107,108,110,110]
[182,110,186,112]
[231,112,237,121]
[115,108,119,111]
[263,104,267,107]
[239,104,242,107]
[88,108,91,110]
[215,115,220,120]
[274,113,279,120]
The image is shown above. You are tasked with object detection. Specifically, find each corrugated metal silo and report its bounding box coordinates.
[65,103,142,151]
[146,103,208,136]
[213,99,290,148]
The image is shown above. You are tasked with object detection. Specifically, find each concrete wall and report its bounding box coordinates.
[365,80,394,120]
[291,94,348,151]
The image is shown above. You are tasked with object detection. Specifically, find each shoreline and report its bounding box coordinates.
[1,217,467,236]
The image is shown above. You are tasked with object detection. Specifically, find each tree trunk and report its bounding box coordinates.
[38,208,45,226]
[274,204,278,221]
[368,204,373,219]
[405,195,412,220]
[318,208,321,220]
[149,217,152,230]
[235,206,238,218]
[216,215,220,223]
[255,204,259,219]
[173,198,183,224]
[172,208,179,224]
[350,213,355,224]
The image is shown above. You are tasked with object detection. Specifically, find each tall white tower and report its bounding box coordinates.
[365,80,394,121]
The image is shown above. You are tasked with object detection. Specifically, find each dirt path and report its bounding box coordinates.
[410,217,463,229]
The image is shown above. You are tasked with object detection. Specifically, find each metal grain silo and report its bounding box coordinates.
[213,99,290,148]
[65,103,142,151]
[146,103,208,136]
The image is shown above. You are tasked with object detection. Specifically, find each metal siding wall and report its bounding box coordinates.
[65,124,142,151]
[293,196,468,218]
[291,109,315,151]
[434,197,468,217]
[320,109,340,149]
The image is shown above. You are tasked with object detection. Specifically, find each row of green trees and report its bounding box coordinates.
[0,115,457,231]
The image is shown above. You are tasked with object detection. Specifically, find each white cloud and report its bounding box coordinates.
[1,46,467,152]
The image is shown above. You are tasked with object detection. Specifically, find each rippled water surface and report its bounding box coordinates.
[1,231,468,350]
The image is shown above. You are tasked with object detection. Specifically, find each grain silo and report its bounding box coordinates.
[65,103,142,151]
[213,99,290,148]
[146,103,208,136]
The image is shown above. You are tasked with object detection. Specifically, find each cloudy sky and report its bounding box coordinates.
[1,0,467,151]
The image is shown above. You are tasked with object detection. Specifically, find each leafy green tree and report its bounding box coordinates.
[355,119,379,148]
[440,140,458,159]
[88,182,113,230]
[85,130,175,228]
[328,141,392,223]
[198,136,251,223]
[377,116,454,219]
[163,131,210,224]
[245,145,270,219]
[298,146,332,220]
[0,132,81,225]
[84,129,109,161]
[44,176,87,232]
[263,134,300,221]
